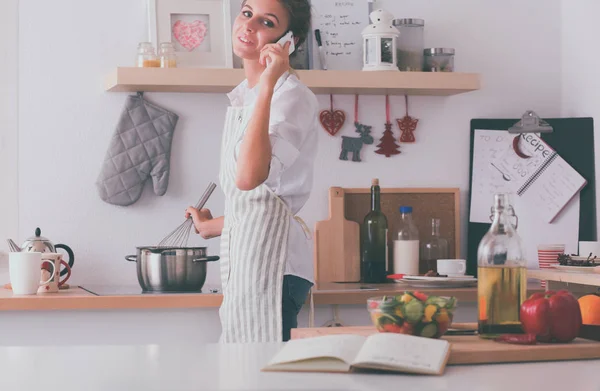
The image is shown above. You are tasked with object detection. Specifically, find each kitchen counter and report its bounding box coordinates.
[0,282,543,311]
[0,340,596,391]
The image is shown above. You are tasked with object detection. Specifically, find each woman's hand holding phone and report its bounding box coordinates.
[259,34,293,89]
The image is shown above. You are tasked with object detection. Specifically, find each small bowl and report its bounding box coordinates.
[367,292,457,338]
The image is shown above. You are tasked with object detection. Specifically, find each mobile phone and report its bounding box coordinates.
[276,30,295,55]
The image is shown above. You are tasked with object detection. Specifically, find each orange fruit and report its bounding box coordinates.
[578,294,600,325]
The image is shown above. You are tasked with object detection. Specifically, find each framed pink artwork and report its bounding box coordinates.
[147,0,233,68]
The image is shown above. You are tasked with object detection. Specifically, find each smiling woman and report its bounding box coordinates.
[184,0,318,344]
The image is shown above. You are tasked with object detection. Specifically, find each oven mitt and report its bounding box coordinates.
[96,92,179,206]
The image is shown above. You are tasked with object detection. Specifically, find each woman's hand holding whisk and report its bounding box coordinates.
[185,207,224,240]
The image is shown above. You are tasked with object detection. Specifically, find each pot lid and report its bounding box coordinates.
[25,227,52,243]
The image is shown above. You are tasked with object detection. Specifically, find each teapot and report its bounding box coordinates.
[20,227,75,277]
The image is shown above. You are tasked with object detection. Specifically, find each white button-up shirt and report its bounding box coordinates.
[226,71,318,284]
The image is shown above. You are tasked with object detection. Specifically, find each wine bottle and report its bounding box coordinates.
[361,178,389,283]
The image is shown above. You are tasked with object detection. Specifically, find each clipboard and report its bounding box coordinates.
[467,116,596,276]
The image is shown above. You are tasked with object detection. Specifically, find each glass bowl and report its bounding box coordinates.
[367,292,457,338]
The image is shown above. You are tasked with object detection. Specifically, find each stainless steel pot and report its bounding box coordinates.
[125,247,219,292]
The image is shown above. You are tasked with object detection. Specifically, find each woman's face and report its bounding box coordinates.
[232,0,290,60]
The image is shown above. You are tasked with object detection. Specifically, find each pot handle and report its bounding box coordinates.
[193,256,220,263]
[125,255,137,262]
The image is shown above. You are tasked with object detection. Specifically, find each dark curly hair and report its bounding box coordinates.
[277,0,312,48]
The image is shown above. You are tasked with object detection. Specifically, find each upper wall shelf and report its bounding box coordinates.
[105,67,481,96]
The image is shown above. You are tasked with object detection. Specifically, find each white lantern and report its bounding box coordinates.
[362,9,399,71]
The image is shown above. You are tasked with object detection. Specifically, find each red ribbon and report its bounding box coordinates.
[355,94,359,123]
[386,95,390,123]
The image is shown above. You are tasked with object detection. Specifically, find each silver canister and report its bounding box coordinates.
[393,18,425,72]
[424,48,455,72]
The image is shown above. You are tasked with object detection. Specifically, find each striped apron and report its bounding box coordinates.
[218,105,297,343]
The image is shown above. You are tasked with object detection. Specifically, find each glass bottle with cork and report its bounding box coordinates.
[360,178,389,283]
[393,206,419,275]
[420,218,449,274]
[477,193,526,338]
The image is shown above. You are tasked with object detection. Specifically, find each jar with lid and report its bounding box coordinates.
[159,42,177,68]
[477,193,526,338]
[424,48,455,72]
[419,218,449,274]
[136,42,160,68]
[393,206,419,275]
[393,18,424,72]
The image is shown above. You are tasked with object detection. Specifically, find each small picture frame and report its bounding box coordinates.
[147,0,233,68]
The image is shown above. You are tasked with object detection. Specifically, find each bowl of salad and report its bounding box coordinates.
[367,292,457,338]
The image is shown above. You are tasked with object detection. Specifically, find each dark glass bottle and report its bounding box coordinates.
[361,178,389,283]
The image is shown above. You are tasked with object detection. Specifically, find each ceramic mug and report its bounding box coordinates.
[437,259,467,277]
[38,253,71,293]
[9,252,56,295]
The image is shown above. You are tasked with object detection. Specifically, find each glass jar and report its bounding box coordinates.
[393,206,419,275]
[159,42,177,68]
[393,18,424,72]
[136,42,160,68]
[477,193,526,339]
[419,218,449,274]
[424,48,455,72]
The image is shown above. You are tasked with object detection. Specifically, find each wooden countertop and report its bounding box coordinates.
[0,287,223,311]
[0,281,543,311]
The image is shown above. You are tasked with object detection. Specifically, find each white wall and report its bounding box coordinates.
[0,0,19,280]
[561,0,600,236]
[11,0,563,290]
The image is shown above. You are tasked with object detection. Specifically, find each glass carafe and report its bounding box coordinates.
[477,193,526,338]
[420,218,449,274]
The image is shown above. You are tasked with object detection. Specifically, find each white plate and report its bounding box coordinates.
[394,276,478,288]
[549,265,600,274]
[401,275,476,281]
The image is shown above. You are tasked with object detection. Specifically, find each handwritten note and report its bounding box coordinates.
[491,133,587,223]
[311,0,370,70]
[470,129,580,268]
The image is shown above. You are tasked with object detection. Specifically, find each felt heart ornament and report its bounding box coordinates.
[320,110,346,136]
[172,20,207,52]
[319,95,346,136]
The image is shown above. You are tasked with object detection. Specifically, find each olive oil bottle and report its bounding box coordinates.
[477,193,527,338]
[361,179,389,283]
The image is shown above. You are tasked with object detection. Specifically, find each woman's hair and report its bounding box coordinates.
[277,0,311,48]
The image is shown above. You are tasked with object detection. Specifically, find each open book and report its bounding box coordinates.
[262,333,451,376]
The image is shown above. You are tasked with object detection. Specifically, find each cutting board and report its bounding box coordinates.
[291,326,600,365]
[314,187,360,283]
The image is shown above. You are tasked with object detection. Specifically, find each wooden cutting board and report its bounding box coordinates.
[314,187,360,283]
[291,326,600,365]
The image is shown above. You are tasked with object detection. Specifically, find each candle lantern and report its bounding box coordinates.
[362,9,400,71]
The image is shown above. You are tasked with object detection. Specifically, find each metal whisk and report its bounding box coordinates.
[157,182,217,248]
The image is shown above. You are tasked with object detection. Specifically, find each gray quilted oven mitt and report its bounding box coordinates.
[96,92,179,206]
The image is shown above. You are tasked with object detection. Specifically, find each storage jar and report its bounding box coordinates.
[393,18,424,72]
[136,42,160,68]
[424,48,455,72]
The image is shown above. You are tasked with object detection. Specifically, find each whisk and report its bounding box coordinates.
[157,182,217,248]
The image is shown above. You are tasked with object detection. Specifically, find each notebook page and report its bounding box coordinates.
[351,333,449,375]
[470,129,579,267]
[265,335,366,367]
[492,133,587,223]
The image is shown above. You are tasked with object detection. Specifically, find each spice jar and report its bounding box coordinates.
[393,18,424,72]
[136,42,160,68]
[159,42,177,68]
[423,48,455,72]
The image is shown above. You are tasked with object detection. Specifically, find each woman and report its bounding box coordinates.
[185,0,317,343]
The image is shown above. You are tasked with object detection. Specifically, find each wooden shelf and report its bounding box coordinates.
[528,269,600,287]
[105,67,481,96]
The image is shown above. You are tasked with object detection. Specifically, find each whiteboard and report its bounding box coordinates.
[310,0,370,70]
[469,129,579,269]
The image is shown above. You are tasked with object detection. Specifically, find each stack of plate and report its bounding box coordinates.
[395,275,478,288]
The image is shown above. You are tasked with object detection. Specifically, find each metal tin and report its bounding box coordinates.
[424,48,455,56]
[393,18,425,27]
